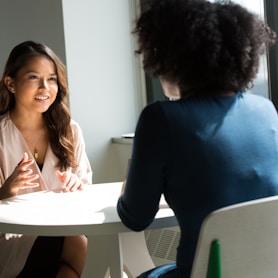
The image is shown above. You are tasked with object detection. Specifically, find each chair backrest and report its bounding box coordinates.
[190,195,278,278]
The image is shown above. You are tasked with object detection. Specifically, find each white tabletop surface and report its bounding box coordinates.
[0,182,177,278]
[0,182,177,236]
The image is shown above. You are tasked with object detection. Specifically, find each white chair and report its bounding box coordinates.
[190,195,278,278]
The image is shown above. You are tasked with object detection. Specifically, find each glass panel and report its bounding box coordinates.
[209,0,269,98]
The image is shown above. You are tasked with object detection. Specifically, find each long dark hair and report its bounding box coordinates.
[0,41,77,170]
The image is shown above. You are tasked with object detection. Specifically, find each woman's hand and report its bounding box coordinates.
[56,170,84,192]
[120,180,126,196]
[0,152,39,200]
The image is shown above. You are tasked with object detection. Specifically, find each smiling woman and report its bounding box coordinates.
[5,55,59,113]
[0,41,93,278]
[7,56,58,120]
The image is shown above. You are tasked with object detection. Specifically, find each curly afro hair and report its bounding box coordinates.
[134,0,276,97]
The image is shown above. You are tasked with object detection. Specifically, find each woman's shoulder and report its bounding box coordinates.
[70,119,80,129]
[139,101,169,120]
[70,119,85,140]
[240,93,276,109]
[142,100,179,113]
[241,92,270,101]
[0,113,11,128]
[139,100,185,123]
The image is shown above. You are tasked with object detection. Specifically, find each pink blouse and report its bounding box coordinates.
[0,113,93,277]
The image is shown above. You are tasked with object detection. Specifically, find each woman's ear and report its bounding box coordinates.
[4,76,15,93]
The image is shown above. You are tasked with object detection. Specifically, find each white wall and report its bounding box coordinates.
[62,0,143,183]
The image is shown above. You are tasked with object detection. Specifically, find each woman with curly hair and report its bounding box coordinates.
[117,0,278,277]
[0,41,92,277]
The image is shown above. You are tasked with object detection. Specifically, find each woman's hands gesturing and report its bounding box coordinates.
[56,170,84,192]
[0,152,39,200]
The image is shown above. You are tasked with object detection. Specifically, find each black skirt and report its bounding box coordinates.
[17,236,64,278]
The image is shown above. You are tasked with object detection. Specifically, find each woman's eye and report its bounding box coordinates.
[49,77,57,82]
[29,75,38,80]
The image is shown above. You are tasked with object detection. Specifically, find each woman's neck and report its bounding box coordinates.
[9,110,45,130]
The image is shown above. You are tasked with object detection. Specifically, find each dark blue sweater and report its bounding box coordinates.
[117,93,278,277]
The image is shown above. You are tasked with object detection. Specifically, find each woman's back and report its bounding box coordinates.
[117,0,278,276]
[161,93,278,274]
[119,93,278,276]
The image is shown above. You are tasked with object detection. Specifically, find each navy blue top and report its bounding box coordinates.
[117,93,278,277]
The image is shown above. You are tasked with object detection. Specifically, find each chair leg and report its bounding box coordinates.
[121,231,155,277]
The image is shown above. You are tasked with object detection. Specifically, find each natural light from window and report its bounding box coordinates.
[209,0,269,98]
